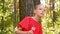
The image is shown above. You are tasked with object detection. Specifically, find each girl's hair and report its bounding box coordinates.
[33,0,41,9]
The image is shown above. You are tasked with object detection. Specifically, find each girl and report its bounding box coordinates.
[16,3,45,34]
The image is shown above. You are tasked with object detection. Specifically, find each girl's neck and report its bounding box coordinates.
[32,15,41,21]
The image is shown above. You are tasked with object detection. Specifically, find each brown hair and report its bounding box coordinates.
[33,0,41,9]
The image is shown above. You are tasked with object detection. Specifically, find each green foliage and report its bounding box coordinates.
[0,0,20,34]
[0,0,60,34]
[42,0,60,34]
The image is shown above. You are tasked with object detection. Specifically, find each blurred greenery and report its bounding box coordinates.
[0,0,19,34]
[0,0,60,34]
[42,0,60,34]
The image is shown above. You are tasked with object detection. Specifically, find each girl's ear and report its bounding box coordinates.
[34,9,36,14]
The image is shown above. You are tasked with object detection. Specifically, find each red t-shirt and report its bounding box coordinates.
[18,16,43,34]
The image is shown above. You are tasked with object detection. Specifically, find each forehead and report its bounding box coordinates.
[36,4,45,9]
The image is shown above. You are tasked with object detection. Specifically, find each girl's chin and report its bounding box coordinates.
[39,14,44,16]
[39,15,43,17]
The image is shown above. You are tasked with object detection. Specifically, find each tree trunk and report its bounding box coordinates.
[19,0,40,21]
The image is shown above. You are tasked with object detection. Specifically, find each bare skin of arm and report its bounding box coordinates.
[16,27,33,34]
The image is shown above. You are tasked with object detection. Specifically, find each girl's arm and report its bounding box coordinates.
[16,27,33,34]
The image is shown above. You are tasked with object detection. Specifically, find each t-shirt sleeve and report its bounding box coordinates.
[17,17,30,30]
